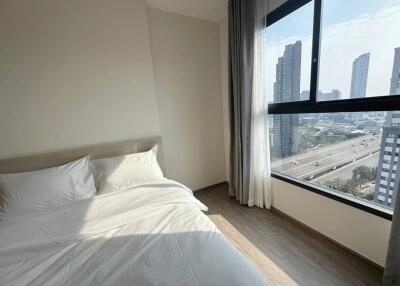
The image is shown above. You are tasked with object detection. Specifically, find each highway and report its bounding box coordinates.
[313,152,380,183]
[272,134,381,180]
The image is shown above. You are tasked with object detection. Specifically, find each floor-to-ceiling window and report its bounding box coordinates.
[267,0,400,220]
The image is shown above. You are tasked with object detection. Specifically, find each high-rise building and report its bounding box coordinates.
[389,47,400,95]
[374,48,400,208]
[349,53,370,121]
[350,53,370,99]
[374,112,400,208]
[273,41,301,103]
[273,41,301,158]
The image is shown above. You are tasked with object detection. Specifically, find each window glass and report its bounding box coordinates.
[266,1,314,103]
[318,0,400,100]
[270,111,400,210]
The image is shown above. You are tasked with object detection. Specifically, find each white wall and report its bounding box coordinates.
[273,179,391,266]
[0,0,160,158]
[0,0,227,191]
[147,8,226,190]
[218,0,392,267]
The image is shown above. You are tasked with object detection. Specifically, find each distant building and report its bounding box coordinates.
[390,47,400,95]
[318,89,341,101]
[298,89,341,121]
[300,90,309,101]
[300,89,341,102]
[350,53,370,99]
[374,48,400,208]
[299,117,318,125]
[300,89,342,101]
[349,53,370,121]
[273,41,301,158]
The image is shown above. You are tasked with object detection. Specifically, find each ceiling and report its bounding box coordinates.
[146,0,228,22]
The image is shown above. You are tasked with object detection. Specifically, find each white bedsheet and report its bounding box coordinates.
[0,180,268,286]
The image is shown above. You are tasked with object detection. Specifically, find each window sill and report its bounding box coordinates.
[271,171,393,221]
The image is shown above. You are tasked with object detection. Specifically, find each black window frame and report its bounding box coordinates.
[267,0,400,221]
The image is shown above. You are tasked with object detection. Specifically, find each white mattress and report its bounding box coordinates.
[0,180,268,286]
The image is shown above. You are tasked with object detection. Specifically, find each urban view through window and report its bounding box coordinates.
[267,0,400,210]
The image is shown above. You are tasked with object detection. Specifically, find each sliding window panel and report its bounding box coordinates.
[266,1,314,103]
[318,0,400,101]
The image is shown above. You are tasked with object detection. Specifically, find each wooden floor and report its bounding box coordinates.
[194,183,383,286]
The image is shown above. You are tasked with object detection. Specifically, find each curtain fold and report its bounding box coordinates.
[228,0,271,208]
[384,194,400,285]
[248,0,271,208]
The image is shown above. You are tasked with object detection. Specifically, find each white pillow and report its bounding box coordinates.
[91,145,164,194]
[0,156,96,214]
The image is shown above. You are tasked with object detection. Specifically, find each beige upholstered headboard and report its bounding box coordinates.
[0,137,164,174]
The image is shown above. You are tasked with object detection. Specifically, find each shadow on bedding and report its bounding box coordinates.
[0,230,269,286]
[0,176,269,286]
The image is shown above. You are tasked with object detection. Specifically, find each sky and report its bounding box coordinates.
[265,0,400,102]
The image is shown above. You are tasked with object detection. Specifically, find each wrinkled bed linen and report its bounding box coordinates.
[0,180,268,286]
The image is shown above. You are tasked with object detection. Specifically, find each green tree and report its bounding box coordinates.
[352,166,377,181]
[364,192,375,201]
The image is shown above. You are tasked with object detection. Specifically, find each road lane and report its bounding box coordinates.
[272,134,381,179]
[313,152,380,183]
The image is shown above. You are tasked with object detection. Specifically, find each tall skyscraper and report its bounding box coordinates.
[273,41,301,158]
[349,53,370,121]
[350,53,370,99]
[374,48,400,208]
[389,47,400,95]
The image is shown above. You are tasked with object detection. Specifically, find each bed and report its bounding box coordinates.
[0,137,268,286]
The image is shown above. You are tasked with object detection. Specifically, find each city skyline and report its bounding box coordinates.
[266,0,400,102]
[271,37,400,208]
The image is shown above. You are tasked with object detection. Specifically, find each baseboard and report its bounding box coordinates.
[271,207,384,272]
